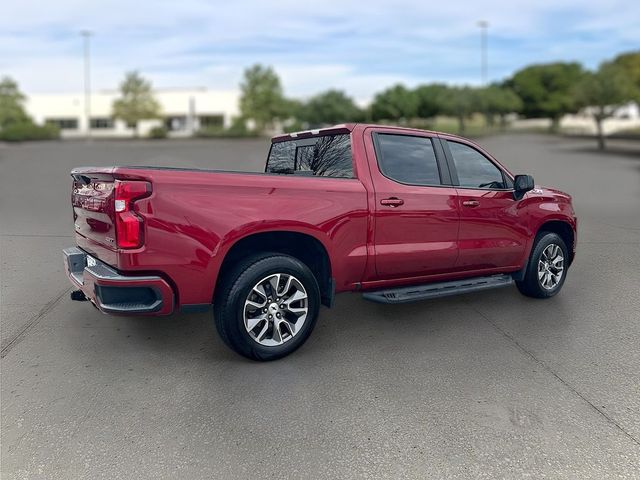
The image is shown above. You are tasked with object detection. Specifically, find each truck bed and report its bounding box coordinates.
[71,165,369,307]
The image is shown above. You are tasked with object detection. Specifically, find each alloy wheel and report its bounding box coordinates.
[537,243,565,290]
[243,273,309,346]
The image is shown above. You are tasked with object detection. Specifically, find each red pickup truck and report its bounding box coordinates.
[64,124,577,360]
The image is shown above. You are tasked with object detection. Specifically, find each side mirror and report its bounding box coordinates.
[513,174,535,200]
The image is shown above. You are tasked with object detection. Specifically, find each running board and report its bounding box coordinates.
[362,274,513,304]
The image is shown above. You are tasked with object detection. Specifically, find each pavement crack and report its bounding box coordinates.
[1,287,71,358]
[467,302,640,448]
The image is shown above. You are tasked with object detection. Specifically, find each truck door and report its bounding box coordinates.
[366,129,460,280]
[441,137,528,270]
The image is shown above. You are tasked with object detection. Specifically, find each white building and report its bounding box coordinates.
[511,101,640,135]
[24,88,240,138]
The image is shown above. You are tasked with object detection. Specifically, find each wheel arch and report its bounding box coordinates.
[536,219,576,265]
[214,230,334,307]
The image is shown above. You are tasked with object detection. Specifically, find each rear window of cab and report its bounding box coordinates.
[266,134,353,178]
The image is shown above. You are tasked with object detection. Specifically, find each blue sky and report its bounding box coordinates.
[1,0,639,103]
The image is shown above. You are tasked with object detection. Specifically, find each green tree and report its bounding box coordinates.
[574,63,636,150]
[370,84,417,123]
[0,76,30,129]
[299,89,363,126]
[112,71,161,137]
[477,85,523,130]
[439,86,479,135]
[608,51,640,102]
[285,98,306,122]
[239,64,287,134]
[508,62,585,131]
[414,83,449,120]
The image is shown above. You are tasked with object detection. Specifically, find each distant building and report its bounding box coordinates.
[511,101,640,135]
[24,88,240,138]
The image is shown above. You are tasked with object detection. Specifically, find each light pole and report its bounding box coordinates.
[477,20,489,86]
[80,30,92,140]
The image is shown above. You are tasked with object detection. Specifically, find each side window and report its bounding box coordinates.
[266,134,353,178]
[375,134,441,185]
[447,141,507,189]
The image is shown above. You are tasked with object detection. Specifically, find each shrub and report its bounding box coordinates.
[195,125,226,138]
[195,128,259,138]
[283,120,305,133]
[148,126,168,139]
[0,122,60,142]
[226,117,257,137]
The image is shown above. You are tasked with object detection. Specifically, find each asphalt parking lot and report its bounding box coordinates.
[1,134,639,479]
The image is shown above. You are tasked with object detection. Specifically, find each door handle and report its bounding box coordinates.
[462,200,480,207]
[380,197,404,207]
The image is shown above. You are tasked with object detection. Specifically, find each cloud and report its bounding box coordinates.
[1,0,638,102]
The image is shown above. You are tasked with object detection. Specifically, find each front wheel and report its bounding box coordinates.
[214,253,320,361]
[516,232,569,298]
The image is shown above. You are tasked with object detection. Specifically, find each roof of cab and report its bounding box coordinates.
[271,124,356,143]
[270,123,469,143]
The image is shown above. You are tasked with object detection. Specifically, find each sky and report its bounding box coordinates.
[1,0,639,104]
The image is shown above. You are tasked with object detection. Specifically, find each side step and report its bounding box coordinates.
[362,274,513,304]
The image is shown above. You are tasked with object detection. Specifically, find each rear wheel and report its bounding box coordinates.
[214,253,320,361]
[516,232,568,298]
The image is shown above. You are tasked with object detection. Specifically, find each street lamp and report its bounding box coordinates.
[477,20,489,86]
[80,30,92,140]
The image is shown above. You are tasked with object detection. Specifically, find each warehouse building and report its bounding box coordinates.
[24,88,240,138]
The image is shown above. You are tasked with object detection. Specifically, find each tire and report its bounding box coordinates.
[516,232,569,298]
[214,253,321,361]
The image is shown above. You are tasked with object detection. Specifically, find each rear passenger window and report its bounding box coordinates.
[266,134,353,178]
[375,134,441,185]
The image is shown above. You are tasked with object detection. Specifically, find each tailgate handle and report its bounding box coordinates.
[380,197,404,207]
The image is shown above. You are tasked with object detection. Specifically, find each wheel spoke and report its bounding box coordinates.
[270,320,283,344]
[255,321,269,343]
[246,314,266,332]
[538,262,546,280]
[268,274,281,297]
[278,275,293,296]
[246,299,265,310]
[251,284,268,305]
[284,289,307,305]
[282,318,297,336]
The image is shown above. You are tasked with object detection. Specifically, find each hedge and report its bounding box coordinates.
[0,122,60,142]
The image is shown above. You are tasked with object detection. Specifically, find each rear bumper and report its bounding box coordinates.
[63,246,174,315]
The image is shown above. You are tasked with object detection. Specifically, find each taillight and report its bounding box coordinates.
[114,180,151,249]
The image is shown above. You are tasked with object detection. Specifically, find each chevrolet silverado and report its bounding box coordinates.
[64,124,577,360]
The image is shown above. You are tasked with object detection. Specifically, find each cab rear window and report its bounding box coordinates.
[266,134,353,178]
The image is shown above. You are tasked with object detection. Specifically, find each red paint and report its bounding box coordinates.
[67,124,577,314]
